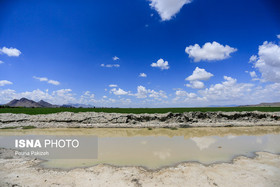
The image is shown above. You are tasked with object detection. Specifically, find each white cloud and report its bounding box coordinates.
[109,98,116,103]
[250,41,280,82]
[0,89,16,103]
[139,73,147,77]
[245,70,259,81]
[135,86,148,98]
[33,76,48,82]
[0,60,4,64]
[149,0,192,21]
[151,58,169,70]
[109,84,118,87]
[185,67,213,89]
[251,83,280,103]
[135,85,167,99]
[0,80,13,86]
[22,89,53,102]
[249,55,258,62]
[47,80,60,86]
[185,67,213,81]
[249,71,257,78]
[83,91,95,99]
[173,90,202,104]
[186,80,205,89]
[33,76,60,85]
[119,98,132,104]
[113,56,119,61]
[149,90,167,98]
[101,64,120,68]
[174,75,280,107]
[185,42,237,62]
[0,47,21,57]
[0,88,78,105]
[110,88,128,95]
[79,91,95,104]
[200,76,253,102]
[277,34,280,39]
[175,90,196,98]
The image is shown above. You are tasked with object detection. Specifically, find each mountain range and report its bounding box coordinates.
[4,98,59,108]
[2,98,280,108]
[242,102,280,107]
[3,98,97,108]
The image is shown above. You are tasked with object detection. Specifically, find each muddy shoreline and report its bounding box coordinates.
[1,148,280,187]
[1,111,280,128]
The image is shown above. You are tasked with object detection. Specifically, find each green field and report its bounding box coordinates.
[0,107,280,115]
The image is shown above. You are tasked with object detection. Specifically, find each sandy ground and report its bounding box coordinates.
[0,148,280,187]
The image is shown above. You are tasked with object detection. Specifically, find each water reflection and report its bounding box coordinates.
[0,126,280,169]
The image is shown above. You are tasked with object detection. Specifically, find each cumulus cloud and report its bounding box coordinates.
[135,86,148,98]
[200,76,253,102]
[33,76,48,82]
[135,85,167,99]
[277,34,280,39]
[251,83,280,103]
[47,80,60,86]
[151,58,170,70]
[101,64,120,68]
[79,91,95,104]
[0,88,77,105]
[33,76,60,85]
[249,55,258,62]
[250,41,280,82]
[149,0,192,21]
[109,84,118,87]
[173,90,203,104]
[83,91,94,97]
[245,70,259,81]
[0,47,21,57]
[0,60,4,64]
[185,67,213,81]
[110,88,128,95]
[175,90,196,98]
[112,56,119,61]
[185,42,237,62]
[186,80,205,89]
[0,80,13,86]
[249,71,257,78]
[185,67,213,89]
[139,73,147,77]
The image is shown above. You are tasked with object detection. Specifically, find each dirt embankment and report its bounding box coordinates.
[0,111,280,128]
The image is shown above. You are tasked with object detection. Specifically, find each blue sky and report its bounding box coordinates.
[0,0,280,107]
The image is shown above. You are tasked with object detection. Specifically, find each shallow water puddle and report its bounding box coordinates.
[0,126,280,169]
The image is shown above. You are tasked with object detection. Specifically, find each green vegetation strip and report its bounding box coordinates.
[0,107,280,115]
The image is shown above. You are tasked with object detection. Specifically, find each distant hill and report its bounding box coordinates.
[4,98,58,108]
[37,100,59,108]
[67,103,95,108]
[242,102,280,107]
[3,98,95,108]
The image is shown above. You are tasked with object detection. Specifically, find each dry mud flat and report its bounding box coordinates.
[0,149,280,187]
[1,111,280,128]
